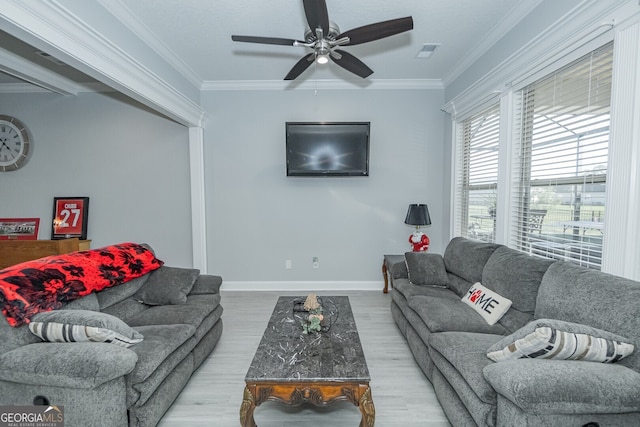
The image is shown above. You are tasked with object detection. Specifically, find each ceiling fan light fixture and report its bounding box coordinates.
[315,40,331,64]
[316,51,330,64]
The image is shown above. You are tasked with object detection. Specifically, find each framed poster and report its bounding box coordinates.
[0,218,40,240]
[52,197,89,240]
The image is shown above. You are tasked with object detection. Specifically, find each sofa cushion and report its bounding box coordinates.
[0,242,163,326]
[482,246,553,314]
[536,262,640,371]
[126,303,215,329]
[484,359,640,414]
[126,324,195,385]
[126,324,197,407]
[28,310,144,348]
[0,342,138,388]
[134,266,199,305]
[429,332,504,405]
[429,332,504,426]
[405,252,449,287]
[393,279,459,301]
[461,283,512,326]
[63,292,100,311]
[96,274,149,310]
[443,237,500,284]
[486,319,634,363]
[101,298,148,324]
[190,274,223,295]
[408,295,509,335]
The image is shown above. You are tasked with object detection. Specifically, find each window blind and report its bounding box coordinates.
[511,42,613,269]
[456,103,500,242]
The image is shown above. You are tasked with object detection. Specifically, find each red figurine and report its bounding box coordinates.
[409,231,430,252]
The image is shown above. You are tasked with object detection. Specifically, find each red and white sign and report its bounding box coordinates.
[53,198,88,238]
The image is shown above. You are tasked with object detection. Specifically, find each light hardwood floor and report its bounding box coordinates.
[157,290,450,426]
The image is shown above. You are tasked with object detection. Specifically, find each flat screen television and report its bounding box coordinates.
[286,122,370,177]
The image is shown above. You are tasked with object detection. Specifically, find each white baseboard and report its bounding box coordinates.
[221,281,383,292]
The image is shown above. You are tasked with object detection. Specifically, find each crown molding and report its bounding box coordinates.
[201,78,443,91]
[442,0,633,118]
[0,0,205,126]
[442,0,544,87]
[97,0,203,89]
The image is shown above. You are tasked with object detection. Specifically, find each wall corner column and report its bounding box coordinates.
[602,17,640,280]
[189,126,207,272]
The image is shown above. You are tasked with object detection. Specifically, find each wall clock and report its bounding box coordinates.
[0,115,32,172]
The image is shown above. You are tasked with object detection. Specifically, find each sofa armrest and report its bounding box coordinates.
[190,274,223,295]
[0,342,138,389]
[483,359,640,414]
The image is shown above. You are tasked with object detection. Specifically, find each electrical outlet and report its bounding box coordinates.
[312,257,319,269]
[285,259,292,269]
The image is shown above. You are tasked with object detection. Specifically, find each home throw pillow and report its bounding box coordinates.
[134,266,199,305]
[462,282,512,325]
[486,319,635,363]
[404,252,449,287]
[28,309,143,348]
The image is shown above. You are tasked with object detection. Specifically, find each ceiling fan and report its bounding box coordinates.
[231,0,413,80]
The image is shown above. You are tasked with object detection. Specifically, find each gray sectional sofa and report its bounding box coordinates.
[0,254,223,427]
[391,237,640,426]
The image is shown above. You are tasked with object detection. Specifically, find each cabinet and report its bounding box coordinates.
[0,239,91,270]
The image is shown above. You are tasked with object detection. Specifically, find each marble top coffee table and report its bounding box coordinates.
[240,295,375,426]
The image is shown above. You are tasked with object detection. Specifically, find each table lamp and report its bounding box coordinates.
[405,204,431,251]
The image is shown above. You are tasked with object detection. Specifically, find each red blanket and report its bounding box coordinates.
[0,242,163,326]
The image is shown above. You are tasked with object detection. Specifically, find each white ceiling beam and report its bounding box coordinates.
[0,46,80,95]
[0,0,205,127]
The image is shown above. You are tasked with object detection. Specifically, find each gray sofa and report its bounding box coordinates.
[0,254,223,427]
[391,237,640,426]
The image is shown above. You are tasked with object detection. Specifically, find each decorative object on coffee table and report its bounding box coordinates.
[52,197,89,240]
[405,203,431,251]
[241,296,374,427]
[301,293,324,334]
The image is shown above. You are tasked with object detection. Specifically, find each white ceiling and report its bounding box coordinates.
[0,0,538,88]
[103,0,535,85]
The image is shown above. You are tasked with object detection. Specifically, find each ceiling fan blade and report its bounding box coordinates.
[338,16,413,46]
[330,50,373,78]
[284,53,316,80]
[303,0,329,36]
[231,35,302,46]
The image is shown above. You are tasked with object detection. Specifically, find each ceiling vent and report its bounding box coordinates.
[416,43,440,59]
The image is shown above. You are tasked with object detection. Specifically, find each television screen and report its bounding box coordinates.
[286,122,370,177]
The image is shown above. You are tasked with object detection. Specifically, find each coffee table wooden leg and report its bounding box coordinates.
[359,384,375,427]
[240,385,257,427]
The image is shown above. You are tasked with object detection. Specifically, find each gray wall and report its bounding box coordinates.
[0,92,193,266]
[202,88,445,285]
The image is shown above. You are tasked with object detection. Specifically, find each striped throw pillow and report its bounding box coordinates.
[487,319,634,363]
[28,310,143,348]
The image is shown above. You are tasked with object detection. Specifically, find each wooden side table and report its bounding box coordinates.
[382,254,406,293]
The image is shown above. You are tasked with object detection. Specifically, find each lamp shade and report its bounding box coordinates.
[404,204,431,226]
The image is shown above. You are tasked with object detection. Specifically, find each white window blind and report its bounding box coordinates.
[456,103,500,242]
[511,42,613,269]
